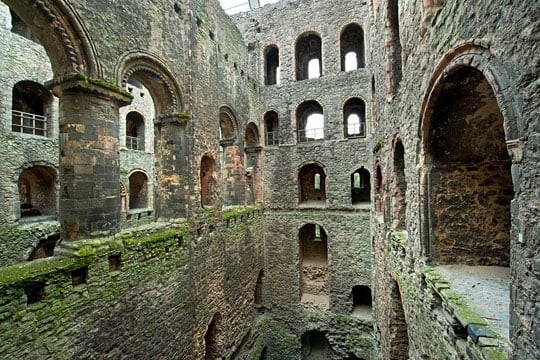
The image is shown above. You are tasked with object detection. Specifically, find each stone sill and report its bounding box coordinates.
[422,266,508,359]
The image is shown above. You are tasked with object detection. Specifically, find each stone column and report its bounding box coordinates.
[154,114,188,219]
[48,74,132,240]
[220,140,246,206]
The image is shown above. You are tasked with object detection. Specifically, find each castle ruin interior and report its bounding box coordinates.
[0,0,538,359]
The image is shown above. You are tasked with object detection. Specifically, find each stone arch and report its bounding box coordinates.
[263,44,280,85]
[11,80,53,136]
[16,163,57,219]
[128,170,151,210]
[343,97,366,138]
[115,49,183,116]
[351,167,371,204]
[295,31,322,80]
[219,105,238,143]
[419,42,519,145]
[296,100,324,142]
[297,161,327,205]
[298,223,328,305]
[422,64,513,265]
[263,110,279,146]
[340,22,365,70]
[200,153,218,207]
[245,122,260,149]
[125,110,146,150]
[2,0,101,77]
[392,136,407,230]
[245,122,262,204]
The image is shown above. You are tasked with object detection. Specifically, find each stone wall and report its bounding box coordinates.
[369,0,540,359]
[0,209,264,359]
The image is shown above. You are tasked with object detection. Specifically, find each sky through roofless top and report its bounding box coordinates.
[219,0,281,14]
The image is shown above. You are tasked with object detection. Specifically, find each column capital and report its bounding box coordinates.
[46,73,133,106]
[154,112,190,125]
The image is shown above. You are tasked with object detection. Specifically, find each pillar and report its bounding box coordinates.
[48,74,132,240]
[154,114,188,219]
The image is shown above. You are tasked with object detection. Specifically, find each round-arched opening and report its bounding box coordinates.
[340,23,365,71]
[18,165,57,218]
[11,81,52,136]
[295,33,322,81]
[297,101,324,142]
[425,66,513,265]
[343,98,366,138]
[128,171,149,210]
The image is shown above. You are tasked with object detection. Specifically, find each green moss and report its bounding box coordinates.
[123,228,188,249]
[222,204,263,221]
[174,112,191,124]
[373,134,388,153]
[71,73,133,100]
[0,256,92,289]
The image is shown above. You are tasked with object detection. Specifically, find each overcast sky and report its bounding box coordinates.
[219,0,281,14]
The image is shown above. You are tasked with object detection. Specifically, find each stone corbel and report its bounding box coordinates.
[506,139,523,163]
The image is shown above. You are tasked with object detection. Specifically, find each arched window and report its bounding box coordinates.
[344,98,366,138]
[200,155,217,207]
[297,101,324,142]
[392,139,407,229]
[296,33,322,81]
[125,111,145,150]
[340,23,365,71]
[12,81,52,136]
[128,171,149,209]
[299,224,328,305]
[245,123,262,204]
[264,45,280,85]
[374,163,383,214]
[18,166,57,219]
[219,107,237,143]
[264,111,279,146]
[351,167,371,204]
[386,0,403,95]
[298,164,326,204]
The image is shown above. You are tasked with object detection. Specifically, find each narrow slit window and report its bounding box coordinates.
[314,173,321,190]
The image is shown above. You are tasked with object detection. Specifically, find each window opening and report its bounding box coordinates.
[352,167,371,204]
[314,173,321,190]
[18,166,57,219]
[109,254,122,271]
[341,23,365,71]
[71,267,89,287]
[264,111,279,146]
[297,101,324,143]
[296,33,322,81]
[25,282,45,305]
[299,224,328,305]
[265,46,280,85]
[299,164,326,204]
[129,171,149,209]
[12,81,51,136]
[344,98,366,138]
[308,58,320,79]
[344,52,358,72]
[126,111,145,150]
